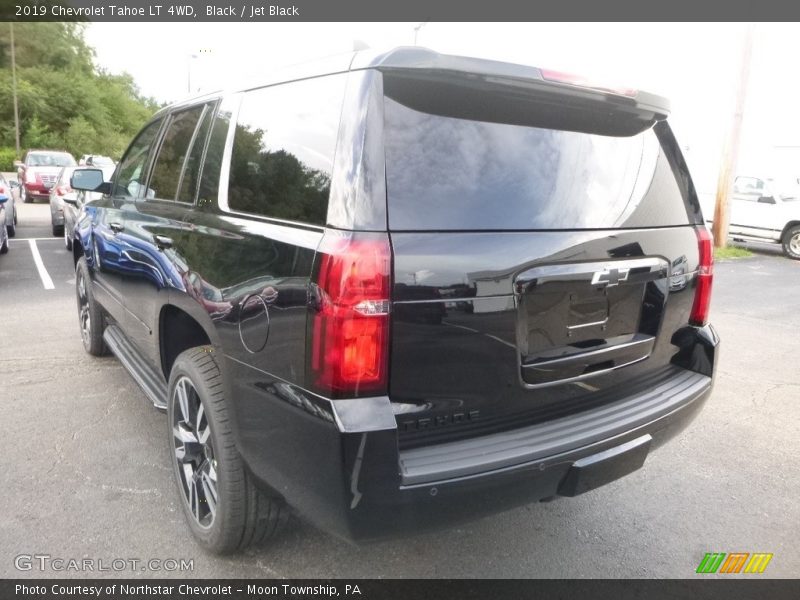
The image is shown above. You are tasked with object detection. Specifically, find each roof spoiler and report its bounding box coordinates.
[354,47,670,136]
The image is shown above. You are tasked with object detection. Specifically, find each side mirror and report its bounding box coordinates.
[71,169,105,192]
[0,194,8,204]
[757,195,776,205]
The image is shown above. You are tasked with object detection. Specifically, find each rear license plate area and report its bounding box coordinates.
[515,258,669,387]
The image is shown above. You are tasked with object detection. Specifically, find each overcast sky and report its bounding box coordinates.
[86,22,800,196]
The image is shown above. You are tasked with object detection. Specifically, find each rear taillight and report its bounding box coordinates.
[309,232,391,398]
[690,227,714,327]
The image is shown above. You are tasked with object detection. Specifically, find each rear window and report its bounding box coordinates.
[383,96,694,231]
[27,152,76,168]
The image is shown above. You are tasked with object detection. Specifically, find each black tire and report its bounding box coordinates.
[781,225,800,260]
[75,257,108,356]
[168,346,287,554]
[21,187,29,203]
[0,234,7,254]
[53,222,64,237]
[7,214,15,237]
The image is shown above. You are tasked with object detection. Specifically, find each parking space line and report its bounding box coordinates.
[28,239,55,290]
[10,237,63,242]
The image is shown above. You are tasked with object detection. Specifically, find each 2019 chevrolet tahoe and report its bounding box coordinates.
[69,47,718,554]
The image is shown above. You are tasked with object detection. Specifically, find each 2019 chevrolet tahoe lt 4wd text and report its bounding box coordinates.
[69,48,718,554]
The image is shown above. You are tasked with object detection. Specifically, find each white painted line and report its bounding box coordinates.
[9,237,63,242]
[28,239,55,290]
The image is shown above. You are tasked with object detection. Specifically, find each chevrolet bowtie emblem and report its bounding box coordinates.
[591,267,630,287]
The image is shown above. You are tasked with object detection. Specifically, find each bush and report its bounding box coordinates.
[0,147,18,172]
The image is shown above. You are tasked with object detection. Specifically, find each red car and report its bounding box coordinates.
[15,150,77,203]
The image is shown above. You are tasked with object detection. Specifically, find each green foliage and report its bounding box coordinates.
[21,114,59,150]
[0,22,160,159]
[0,147,17,171]
[714,245,753,259]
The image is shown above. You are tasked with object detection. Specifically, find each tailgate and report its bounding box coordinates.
[381,70,704,448]
[389,227,701,448]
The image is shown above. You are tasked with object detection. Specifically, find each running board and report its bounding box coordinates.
[103,325,168,411]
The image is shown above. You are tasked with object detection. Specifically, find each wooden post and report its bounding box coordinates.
[712,23,755,248]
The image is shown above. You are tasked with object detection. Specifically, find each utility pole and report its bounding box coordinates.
[711,23,755,248]
[413,22,427,46]
[10,22,21,155]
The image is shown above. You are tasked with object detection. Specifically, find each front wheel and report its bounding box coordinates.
[75,257,108,356]
[64,226,72,250]
[168,347,287,554]
[782,225,800,260]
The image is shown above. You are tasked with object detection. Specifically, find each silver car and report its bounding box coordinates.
[49,166,78,237]
[0,186,9,257]
[0,173,18,238]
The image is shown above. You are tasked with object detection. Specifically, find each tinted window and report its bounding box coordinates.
[113,120,162,197]
[384,96,693,230]
[176,104,215,203]
[149,105,206,201]
[196,105,232,209]
[227,74,346,226]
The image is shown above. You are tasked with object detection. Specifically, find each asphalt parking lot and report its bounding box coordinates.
[1,199,798,579]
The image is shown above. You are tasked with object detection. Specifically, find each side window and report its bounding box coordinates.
[113,119,162,198]
[176,103,215,203]
[733,177,764,200]
[196,103,233,209]
[227,74,347,226]
[149,104,207,201]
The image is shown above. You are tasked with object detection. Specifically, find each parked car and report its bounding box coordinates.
[721,175,800,259]
[0,173,18,237]
[0,187,8,255]
[70,47,718,554]
[49,166,77,237]
[57,165,116,249]
[79,154,115,167]
[15,150,77,203]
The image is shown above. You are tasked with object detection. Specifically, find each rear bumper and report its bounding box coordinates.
[236,324,718,542]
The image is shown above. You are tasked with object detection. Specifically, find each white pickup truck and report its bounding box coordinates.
[713,176,800,260]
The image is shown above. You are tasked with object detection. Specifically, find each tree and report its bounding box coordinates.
[0,22,160,159]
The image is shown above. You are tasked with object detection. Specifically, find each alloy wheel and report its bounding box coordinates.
[77,270,92,350]
[790,232,800,256]
[172,376,218,529]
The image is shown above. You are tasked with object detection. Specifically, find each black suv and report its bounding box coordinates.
[70,48,718,554]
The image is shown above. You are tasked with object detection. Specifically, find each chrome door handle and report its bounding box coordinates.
[154,235,173,250]
[108,222,124,234]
